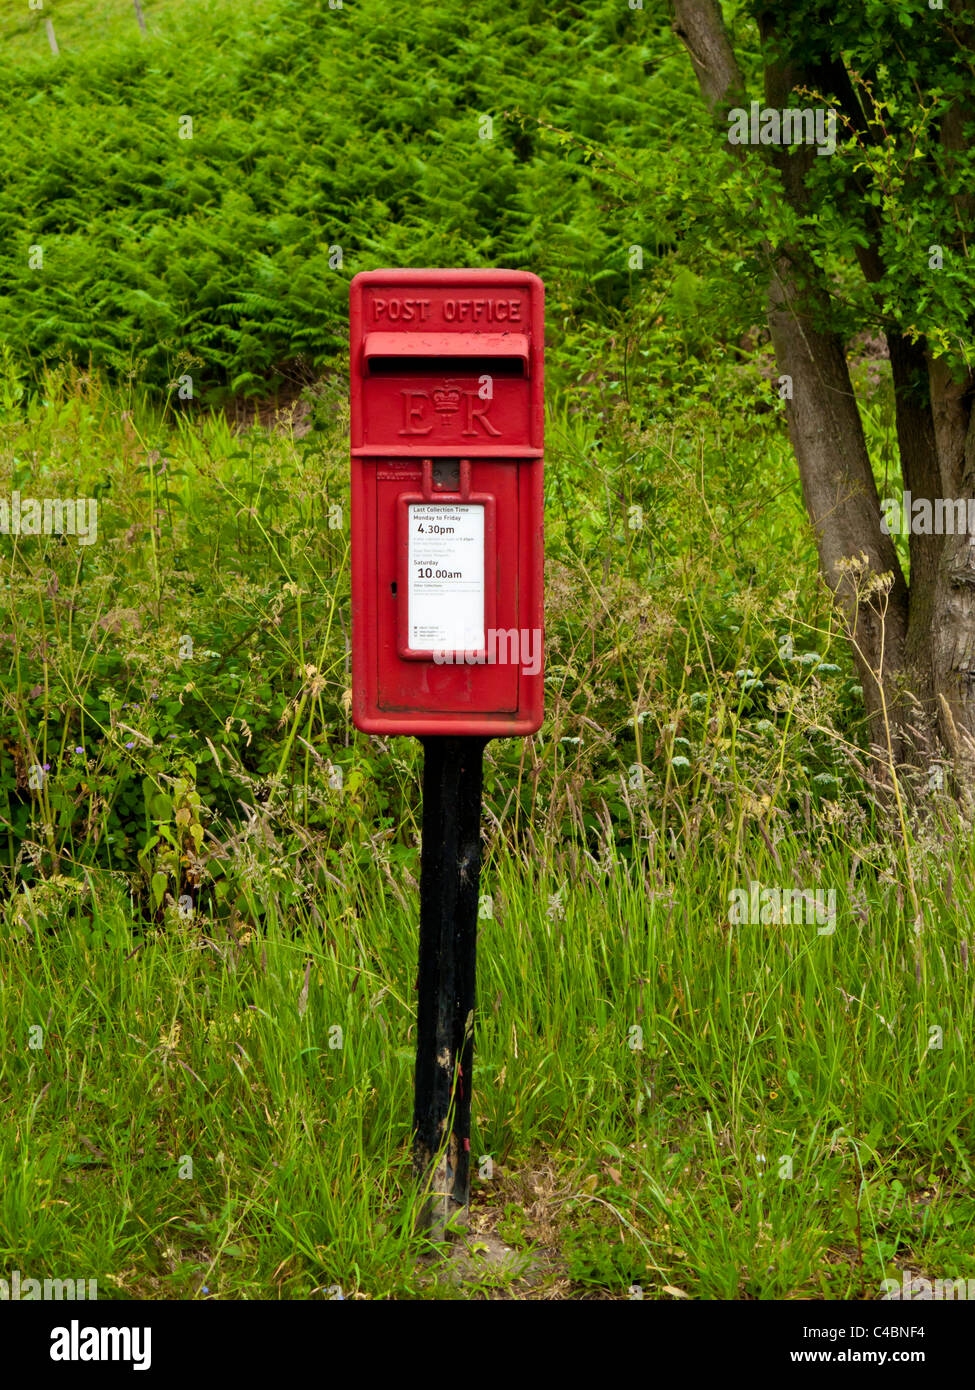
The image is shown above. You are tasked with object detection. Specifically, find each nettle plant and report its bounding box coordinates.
[671,0,975,795]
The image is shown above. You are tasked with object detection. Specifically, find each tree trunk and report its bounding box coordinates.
[887,332,942,732]
[672,0,917,768]
[765,258,915,764]
[931,404,975,780]
[928,5,975,779]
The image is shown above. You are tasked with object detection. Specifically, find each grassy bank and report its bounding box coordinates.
[1,363,973,1298]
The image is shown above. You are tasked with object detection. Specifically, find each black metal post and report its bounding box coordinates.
[412,734,486,1237]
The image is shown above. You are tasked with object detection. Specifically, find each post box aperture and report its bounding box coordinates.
[350,269,544,736]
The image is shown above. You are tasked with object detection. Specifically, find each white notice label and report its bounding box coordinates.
[407,503,485,651]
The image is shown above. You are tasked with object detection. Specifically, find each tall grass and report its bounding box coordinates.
[1,357,973,1297]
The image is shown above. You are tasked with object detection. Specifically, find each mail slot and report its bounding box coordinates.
[350,268,544,736]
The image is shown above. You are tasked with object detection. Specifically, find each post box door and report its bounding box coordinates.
[375,460,519,714]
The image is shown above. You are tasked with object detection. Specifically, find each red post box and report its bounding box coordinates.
[350,269,544,736]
